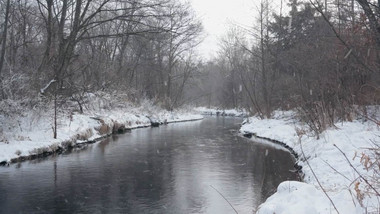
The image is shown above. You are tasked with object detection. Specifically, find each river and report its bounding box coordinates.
[0,117,298,213]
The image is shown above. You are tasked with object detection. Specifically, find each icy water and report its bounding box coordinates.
[0,117,298,213]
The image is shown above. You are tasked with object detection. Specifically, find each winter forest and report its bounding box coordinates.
[204,0,380,134]
[0,0,379,135]
[0,0,379,213]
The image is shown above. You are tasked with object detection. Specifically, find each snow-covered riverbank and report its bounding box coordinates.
[0,97,203,165]
[240,110,380,214]
[195,107,248,117]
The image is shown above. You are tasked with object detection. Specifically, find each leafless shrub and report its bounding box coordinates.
[355,141,380,209]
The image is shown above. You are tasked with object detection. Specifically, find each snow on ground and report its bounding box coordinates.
[195,106,248,117]
[0,97,203,164]
[241,110,380,214]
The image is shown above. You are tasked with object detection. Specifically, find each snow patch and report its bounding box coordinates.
[257,181,363,214]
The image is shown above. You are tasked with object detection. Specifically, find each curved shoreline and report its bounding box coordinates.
[0,117,203,166]
[242,131,299,159]
[241,131,303,177]
[239,112,380,214]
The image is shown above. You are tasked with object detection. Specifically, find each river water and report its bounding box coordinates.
[0,117,298,213]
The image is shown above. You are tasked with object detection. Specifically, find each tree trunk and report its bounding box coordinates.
[53,87,57,139]
[0,0,11,99]
[40,0,53,71]
[260,1,270,118]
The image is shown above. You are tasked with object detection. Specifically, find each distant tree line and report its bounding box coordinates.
[193,0,379,134]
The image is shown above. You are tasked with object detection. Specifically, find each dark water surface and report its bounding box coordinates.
[0,117,298,213]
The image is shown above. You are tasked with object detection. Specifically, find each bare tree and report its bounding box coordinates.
[0,0,11,99]
[160,1,202,110]
[355,0,380,48]
[259,0,271,118]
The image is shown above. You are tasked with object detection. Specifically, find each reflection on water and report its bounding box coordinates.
[0,117,298,213]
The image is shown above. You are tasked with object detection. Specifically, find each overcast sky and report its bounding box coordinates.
[188,0,284,60]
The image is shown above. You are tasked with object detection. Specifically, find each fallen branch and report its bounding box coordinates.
[300,140,340,214]
[40,79,57,94]
[210,185,238,214]
[321,159,352,182]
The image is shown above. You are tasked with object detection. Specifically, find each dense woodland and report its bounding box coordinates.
[195,0,380,134]
[0,0,202,112]
[0,0,379,135]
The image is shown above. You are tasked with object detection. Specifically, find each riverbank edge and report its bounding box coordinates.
[0,114,203,166]
[199,107,303,171]
[239,111,379,214]
[240,132,302,173]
